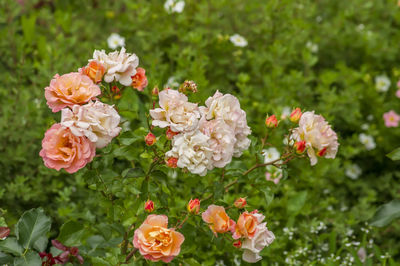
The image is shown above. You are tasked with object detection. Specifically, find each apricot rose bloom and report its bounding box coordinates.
[80,60,105,83]
[202,205,235,236]
[45,73,101,112]
[232,211,264,240]
[132,67,148,91]
[133,215,184,263]
[292,111,339,166]
[39,124,96,173]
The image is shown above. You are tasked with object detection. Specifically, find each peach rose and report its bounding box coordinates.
[81,60,105,83]
[232,211,264,240]
[133,215,184,263]
[45,73,101,112]
[132,67,148,91]
[39,124,96,173]
[201,205,235,236]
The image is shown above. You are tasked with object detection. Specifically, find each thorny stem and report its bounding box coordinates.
[121,248,137,264]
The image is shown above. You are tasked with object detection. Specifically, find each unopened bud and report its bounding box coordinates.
[166,127,179,140]
[144,200,154,213]
[265,115,278,128]
[166,157,178,168]
[187,198,200,214]
[294,140,306,154]
[145,132,157,146]
[233,240,242,248]
[234,198,247,209]
[289,108,302,123]
[152,86,159,96]
[111,85,122,99]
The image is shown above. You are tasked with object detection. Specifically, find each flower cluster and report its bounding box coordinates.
[41,48,148,173]
[202,205,275,263]
[151,89,251,176]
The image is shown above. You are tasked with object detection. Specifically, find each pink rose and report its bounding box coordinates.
[232,211,264,240]
[202,205,235,236]
[45,73,101,112]
[383,110,400,127]
[133,215,184,263]
[39,124,96,173]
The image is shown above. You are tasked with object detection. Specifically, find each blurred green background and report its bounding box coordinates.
[1,0,400,264]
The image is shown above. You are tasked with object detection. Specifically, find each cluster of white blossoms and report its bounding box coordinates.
[61,101,121,148]
[151,89,251,176]
[292,111,339,166]
[92,47,139,86]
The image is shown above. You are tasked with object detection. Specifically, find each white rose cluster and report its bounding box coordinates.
[151,89,251,176]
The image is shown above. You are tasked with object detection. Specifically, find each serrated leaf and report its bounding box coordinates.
[370,199,400,227]
[0,237,23,256]
[0,251,13,264]
[57,220,85,246]
[387,148,400,161]
[91,257,111,266]
[32,235,48,252]
[14,250,41,266]
[16,208,51,249]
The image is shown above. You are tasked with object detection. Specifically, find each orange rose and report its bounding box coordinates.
[201,205,235,236]
[133,215,184,263]
[82,60,105,83]
[131,67,148,91]
[232,211,262,239]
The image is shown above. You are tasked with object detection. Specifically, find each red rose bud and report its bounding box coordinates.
[265,115,278,128]
[111,85,122,99]
[145,132,156,146]
[290,108,302,123]
[152,86,159,96]
[234,198,247,209]
[166,157,178,168]
[0,227,10,240]
[317,147,328,157]
[144,200,155,213]
[294,140,306,154]
[233,240,242,248]
[187,198,200,214]
[166,127,179,140]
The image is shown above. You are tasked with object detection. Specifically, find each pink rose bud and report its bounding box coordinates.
[145,132,156,146]
[187,198,200,214]
[294,140,306,154]
[233,240,242,248]
[166,157,178,168]
[144,200,155,213]
[265,115,278,128]
[166,127,179,140]
[234,198,247,209]
[317,147,328,157]
[290,108,302,123]
[152,86,159,96]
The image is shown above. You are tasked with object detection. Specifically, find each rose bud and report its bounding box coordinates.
[145,132,156,146]
[152,86,159,96]
[166,157,178,168]
[233,240,242,249]
[166,127,179,140]
[82,60,105,83]
[265,115,278,128]
[294,140,306,154]
[187,198,200,214]
[144,200,155,213]
[290,108,302,123]
[234,198,247,209]
[131,67,148,91]
[111,85,122,99]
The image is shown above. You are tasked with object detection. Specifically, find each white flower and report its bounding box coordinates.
[281,106,291,119]
[292,111,339,166]
[359,133,376,150]
[150,89,201,132]
[199,117,235,168]
[306,41,319,53]
[361,123,369,130]
[92,47,139,86]
[242,223,275,263]
[229,34,248,47]
[165,130,213,176]
[375,75,391,92]
[61,101,121,148]
[165,76,180,88]
[262,147,280,164]
[164,0,185,13]
[345,164,362,179]
[107,33,125,50]
[204,90,251,156]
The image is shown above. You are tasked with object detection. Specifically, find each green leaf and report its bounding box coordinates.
[16,208,51,249]
[0,237,23,256]
[387,148,400,161]
[122,168,145,178]
[91,257,111,266]
[32,235,48,252]
[258,186,274,206]
[184,258,202,266]
[370,199,400,227]
[287,191,308,215]
[14,250,41,266]
[57,220,85,246]
[0,251,13,264]
[213,182,224,200]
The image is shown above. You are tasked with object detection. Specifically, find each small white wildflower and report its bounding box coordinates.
[316,16,322,23]
[107,33,125,49]
[361,123,369,130]
[346,229,354,236]
[164,0,185,13]
[345,164,362,179]
[306,41,319,53]
[229,34,248,47]
[262,147,280,164]
[356,24,365,31]
[375,75,391,92]
[359,133,376,150]
[367,114,374,121]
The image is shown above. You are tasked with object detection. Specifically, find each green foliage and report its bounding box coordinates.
[370,200,400,227]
